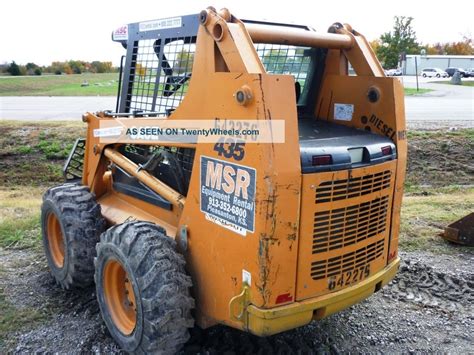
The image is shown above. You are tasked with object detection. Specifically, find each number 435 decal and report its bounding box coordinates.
[213,137,246,161]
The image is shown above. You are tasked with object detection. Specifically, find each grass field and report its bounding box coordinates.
[431,80,474,87]
[403,88,433,95]
[0,73,435,96]
[0,73,119,96]
[400,188,474,252]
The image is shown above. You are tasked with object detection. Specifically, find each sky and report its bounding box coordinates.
[1,0,472,66]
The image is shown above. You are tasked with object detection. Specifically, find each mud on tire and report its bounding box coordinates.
[41,183,105,289]
[94,222,195,354]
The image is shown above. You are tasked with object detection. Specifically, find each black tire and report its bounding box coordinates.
[422,73,427,78]
[436,73,440,78]
[95,222,194,354]
[41,183,106,289]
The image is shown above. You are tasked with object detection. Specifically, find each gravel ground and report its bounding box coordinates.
[1,247,473,354]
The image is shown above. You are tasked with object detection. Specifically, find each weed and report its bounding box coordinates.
[404,88,433,96]
[37,140,71,159]
[0,214,41,249]
[399,189,474,253]
[17,146,32,154]
[0,290,48,347]
[0,187,43,249]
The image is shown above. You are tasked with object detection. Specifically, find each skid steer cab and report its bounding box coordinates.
[41,7,407,353]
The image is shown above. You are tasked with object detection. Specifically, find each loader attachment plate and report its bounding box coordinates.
[442,212,474,246]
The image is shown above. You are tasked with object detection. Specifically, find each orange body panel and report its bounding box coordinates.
[296,161,396,301]
[316,75,407,263]
[77,9,406,334]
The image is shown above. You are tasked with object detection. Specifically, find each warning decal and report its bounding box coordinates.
[334,103,354,121]
[200,156,256,236]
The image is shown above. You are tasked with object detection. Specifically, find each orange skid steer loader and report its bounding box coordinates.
[41,7,407,353]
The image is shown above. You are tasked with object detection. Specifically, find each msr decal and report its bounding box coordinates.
[200,156,256,236]
[361,114,396,140]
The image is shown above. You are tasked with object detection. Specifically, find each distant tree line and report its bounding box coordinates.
[423,40,474,56]
[0,60,117,76]
[369,16,474,69]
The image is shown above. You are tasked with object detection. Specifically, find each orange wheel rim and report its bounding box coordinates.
[103,260,137,335]
[46,213,65,268]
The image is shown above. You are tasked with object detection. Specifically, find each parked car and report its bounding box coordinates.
[464,68,474,77]
[386,68,402,76]
[420,68,449,78]
[445,67,468,77]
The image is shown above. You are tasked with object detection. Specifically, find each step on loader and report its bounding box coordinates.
[41,7,407,353]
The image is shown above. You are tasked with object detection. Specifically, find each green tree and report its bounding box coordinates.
[25,62,38,70]
[68,60,85,74]
[376,16,420,69]
[25,62,41,75]
[50,61,66,75]
[7,61,21,76]
[90,61,113,73]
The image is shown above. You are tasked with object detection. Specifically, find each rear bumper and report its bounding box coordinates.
[246,257,400,336]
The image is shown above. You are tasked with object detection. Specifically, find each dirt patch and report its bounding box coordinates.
[406,130,474,188]
[0,122,85,186]
[1,121,472,189]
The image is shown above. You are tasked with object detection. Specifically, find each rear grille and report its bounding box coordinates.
[312,196,389,254]
[311,239,385,280]
[315,170,391,203]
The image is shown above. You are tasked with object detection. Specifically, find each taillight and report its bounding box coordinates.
[381,146,392,156]
[275,293,293,304]
[312,155,332,166]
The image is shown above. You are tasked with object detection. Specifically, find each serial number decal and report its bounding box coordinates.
[214,119,260,141]
[200,156,256,236]
[328,264,370,291]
